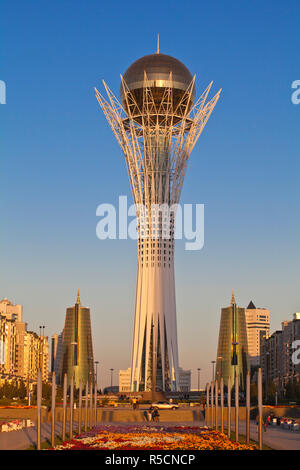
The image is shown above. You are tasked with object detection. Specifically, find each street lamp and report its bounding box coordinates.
[211,361,216,381]
[38,326,42,371]
[70,342,78,367]
[87,356,94,385]
[110,368,114,389]
[232,341,238,380]
[95,361,99,389]
[197,368,201,393]
[39,325,45,373]
[265,351,270,402]
[217,356,223,379]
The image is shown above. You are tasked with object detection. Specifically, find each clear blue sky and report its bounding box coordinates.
[1,0,299,388]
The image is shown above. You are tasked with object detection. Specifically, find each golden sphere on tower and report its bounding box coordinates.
[120,53,195,123]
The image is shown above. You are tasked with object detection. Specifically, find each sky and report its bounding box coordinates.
[1,0,299,389]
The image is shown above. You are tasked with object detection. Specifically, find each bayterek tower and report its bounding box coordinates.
[95,44,220,392]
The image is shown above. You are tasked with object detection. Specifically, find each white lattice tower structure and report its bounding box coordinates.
[95,52,221,392]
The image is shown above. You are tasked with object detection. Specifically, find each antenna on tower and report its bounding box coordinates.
[156,33,160,54]
[231,289,236,305]
[76,288,81,305]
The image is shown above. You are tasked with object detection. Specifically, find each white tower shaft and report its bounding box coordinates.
[95,73,220,391]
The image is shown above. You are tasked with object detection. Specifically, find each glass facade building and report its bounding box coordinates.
[60,290,94,388]
[216,291,249,391]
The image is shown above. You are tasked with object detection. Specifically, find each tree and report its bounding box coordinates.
[250,383,258,403]
[268,382,276,401]
[18,381,27,399]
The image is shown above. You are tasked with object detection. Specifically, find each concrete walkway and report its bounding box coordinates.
[237,421,300,451]
[0,422,70,450]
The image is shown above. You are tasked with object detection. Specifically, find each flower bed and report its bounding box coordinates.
[53,425,256,450]
[0,419,34,432]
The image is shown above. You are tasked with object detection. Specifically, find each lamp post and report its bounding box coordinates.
[78,379,82,434]
[71,341,77,365]
[39,325,45,377]
[51,371,56,448]
[258,368,263,450]
[39,326,42,370]
[27,340,33,405]
[87,356,94,386]
[27,373,31,406]
[95,361,99,389]
[217,356,223,380]
[62,373,67,441]
[110,368,114,389]
[232,339,239,437]
[220,377,224,433]
[88,370,93,427]
[37,370,42,450]
[215,379,218,430]
[246,370,250,444]
[84,380,88,432]
[89,381,93,428]
[227,376,231,439]
[265,351,270,403]
[206,383,210,426]
[197,368,201,393]
[235,373,239,442]
[210,381,214,429]
[70,375,74,439]
[232,342,238,376]
[211,361,216,381]
[94,382,97,426]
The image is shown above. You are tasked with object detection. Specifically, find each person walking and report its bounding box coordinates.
[152,408,159,422]
[147,407,153,422]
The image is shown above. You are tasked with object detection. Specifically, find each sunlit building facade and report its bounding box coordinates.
[261,312,300,390]
[0,315,17,378]
[0,306,49,384]
[119,366,191,393]
[245,300,270,367]
[23,331,49,383]
[119,368,131,393]
[0,297,23,322]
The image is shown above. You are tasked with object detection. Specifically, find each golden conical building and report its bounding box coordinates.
[60,290,94,388]
[216,291,249,391]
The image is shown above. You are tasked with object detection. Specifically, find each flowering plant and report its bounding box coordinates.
[53,425,256,450]
[0,419,34,432]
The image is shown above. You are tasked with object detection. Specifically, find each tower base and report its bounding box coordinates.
[122,391,167,402]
